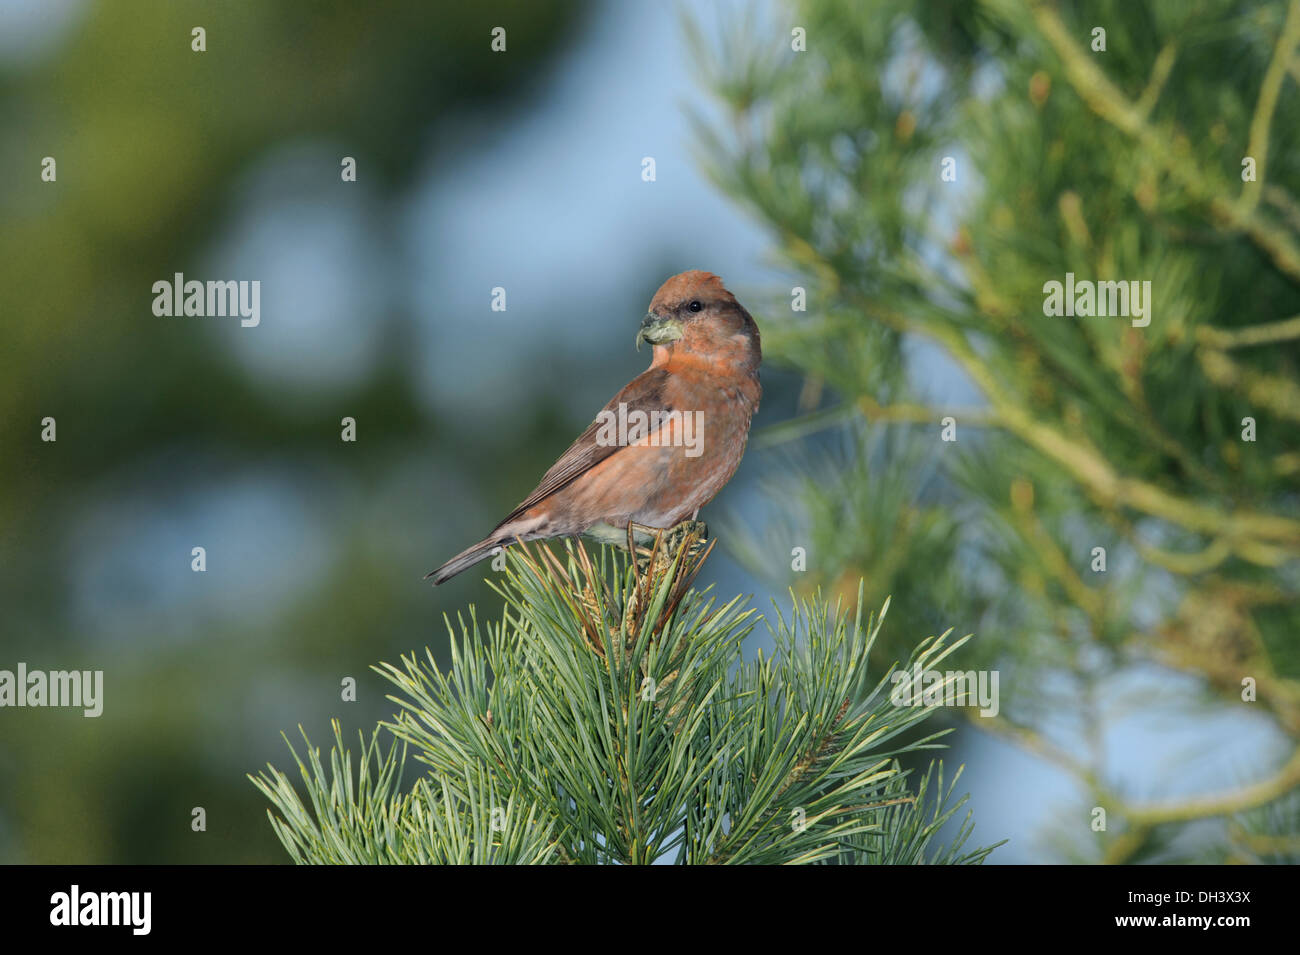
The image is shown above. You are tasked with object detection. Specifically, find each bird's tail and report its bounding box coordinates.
[425,536,508,585]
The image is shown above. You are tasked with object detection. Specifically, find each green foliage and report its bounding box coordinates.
[253,541,997,864]
[252,725,559,864]
[695,0,1300,862]
[0,0,593,864]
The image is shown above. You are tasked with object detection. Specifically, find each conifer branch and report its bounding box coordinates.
[254,536,994,865]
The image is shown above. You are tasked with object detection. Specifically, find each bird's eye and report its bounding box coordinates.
[688,300,703,312]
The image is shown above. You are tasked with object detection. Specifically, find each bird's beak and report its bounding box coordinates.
[636,311,684,351]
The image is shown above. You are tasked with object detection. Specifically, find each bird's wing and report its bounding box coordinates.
[493,366,673,529]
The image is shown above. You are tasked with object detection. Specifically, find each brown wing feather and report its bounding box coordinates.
[493,367,672,529]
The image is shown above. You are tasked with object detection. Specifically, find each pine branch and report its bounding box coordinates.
[252,536,996,865]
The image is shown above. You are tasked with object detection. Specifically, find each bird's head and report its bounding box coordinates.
[638,270,761,372]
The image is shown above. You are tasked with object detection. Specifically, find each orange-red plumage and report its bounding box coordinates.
[429,270,761,584]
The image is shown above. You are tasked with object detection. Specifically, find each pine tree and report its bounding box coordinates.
[690,0,1300,862]
[252,533,997,865]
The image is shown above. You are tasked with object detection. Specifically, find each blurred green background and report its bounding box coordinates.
[2,0,1298,864]
[0,0,800,864]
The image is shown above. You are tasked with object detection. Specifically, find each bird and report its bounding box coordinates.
[428,270,762,585]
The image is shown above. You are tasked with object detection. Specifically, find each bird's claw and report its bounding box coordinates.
[632,520,709,575]
[665,520,709,557]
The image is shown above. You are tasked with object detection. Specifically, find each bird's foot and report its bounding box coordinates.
[630,520,709,576]
[665,519,709,557]
[621,520,713,649]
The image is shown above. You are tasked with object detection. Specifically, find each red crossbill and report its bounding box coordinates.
[428,270,762,584]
